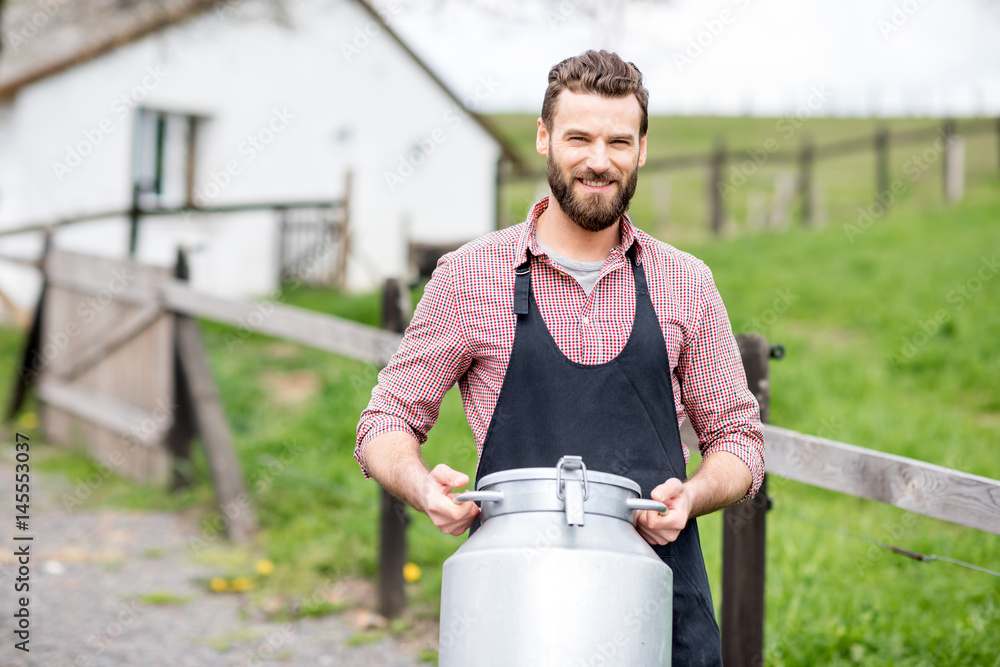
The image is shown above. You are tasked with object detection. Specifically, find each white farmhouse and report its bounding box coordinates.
[0,0,523,319]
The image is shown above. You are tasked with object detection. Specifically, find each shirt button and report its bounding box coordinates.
[582,316,590,325]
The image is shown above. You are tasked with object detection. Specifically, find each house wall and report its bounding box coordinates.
[0,0,501,315]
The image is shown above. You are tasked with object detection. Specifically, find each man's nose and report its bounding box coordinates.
[585,142,611,174]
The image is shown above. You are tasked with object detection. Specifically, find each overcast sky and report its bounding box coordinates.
[378,0,1000,116]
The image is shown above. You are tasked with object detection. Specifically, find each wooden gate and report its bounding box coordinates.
[278,204,349,286]
[36,250,176,484]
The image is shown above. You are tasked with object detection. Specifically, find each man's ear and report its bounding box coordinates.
[638,134,647,168]
[536,117,549,156]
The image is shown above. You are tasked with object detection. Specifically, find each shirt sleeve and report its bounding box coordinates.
[354,254,472,478]
[677,263,765,501]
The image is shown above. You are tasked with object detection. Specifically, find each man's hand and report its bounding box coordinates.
[364,431,479,537]
[634,451,754,546]
[422,464,480,536]
[635,478,690,546]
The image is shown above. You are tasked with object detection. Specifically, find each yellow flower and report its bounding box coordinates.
[19,413,37,430]
[255,559,275,575]
[403,562,422,583]
[209,577,229,592]
[231,576,253,592]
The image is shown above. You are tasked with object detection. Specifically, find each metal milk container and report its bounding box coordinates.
[439,456,673,667]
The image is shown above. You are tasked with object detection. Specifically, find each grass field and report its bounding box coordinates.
[493,113,999,248]
[3,115,999,665]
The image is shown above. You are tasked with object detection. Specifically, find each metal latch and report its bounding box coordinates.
[555,455,589,526]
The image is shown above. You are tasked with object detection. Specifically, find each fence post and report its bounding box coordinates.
[167,248,196,491]
[722,334,771,666]
[710,138,726,236]
[129,182,142,257]
[996,116,1000,176]
[3,229,52,422]
[874,126,890,202]
[378,277,411,618]
[942,120,964,204]
[797,136,814,226]
[337,170,352,288]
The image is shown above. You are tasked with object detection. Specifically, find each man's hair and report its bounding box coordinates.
[541,50,649,138]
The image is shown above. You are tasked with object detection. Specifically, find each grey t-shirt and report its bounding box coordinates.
[536,237,606,296]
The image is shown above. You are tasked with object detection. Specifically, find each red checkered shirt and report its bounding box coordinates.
[355,197,765,500]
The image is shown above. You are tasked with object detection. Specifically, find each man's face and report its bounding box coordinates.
[537,90,647,232]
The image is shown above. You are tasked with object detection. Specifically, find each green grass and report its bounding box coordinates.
[684,179,1000,666]
[2,115,998,664]
[136,591,191,606]
[493,113,998,248]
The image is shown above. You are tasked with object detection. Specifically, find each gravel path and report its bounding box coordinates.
[0,448,428,667]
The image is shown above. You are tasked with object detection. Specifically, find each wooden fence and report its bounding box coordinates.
[0,193,350,289]
[503,116,1000,234]
[4,251,999,661]
[721,336,1000,665]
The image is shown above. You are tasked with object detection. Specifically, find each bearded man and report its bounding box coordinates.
[355,49,764,666]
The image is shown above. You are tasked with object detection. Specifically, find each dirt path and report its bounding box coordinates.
[0,448,430,667]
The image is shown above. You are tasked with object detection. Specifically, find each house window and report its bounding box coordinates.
[132,109,198,209]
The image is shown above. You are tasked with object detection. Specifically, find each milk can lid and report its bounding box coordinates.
[476,465,641,495]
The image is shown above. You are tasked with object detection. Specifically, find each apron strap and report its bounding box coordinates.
[626,242,648,296]
[513,252,532,316]
[516,243,642,315]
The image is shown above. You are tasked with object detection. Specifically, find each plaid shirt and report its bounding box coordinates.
[355,198,765,500]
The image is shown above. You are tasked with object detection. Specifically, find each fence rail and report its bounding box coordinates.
[503,116,1000,233]
[763,423,1000,535]
[162,281,400,367]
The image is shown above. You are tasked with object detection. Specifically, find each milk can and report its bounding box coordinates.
[438,456,673,667]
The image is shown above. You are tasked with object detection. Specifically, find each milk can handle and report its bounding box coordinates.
[626,498,668,513]
[453,491,504,504]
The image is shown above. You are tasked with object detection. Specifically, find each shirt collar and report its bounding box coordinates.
[514,196,642,268]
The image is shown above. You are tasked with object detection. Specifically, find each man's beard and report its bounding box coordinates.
[547,152,639,232]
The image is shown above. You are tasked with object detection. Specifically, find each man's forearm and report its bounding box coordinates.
[684,450,753,519]
[364,431,431,512]
[363,430,481,535]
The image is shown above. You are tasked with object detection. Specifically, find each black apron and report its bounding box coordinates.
[471,244,723,666]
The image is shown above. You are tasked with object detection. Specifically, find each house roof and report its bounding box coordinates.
[0,0,526,171]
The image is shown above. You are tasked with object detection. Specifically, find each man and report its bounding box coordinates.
[356,49,764,665]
